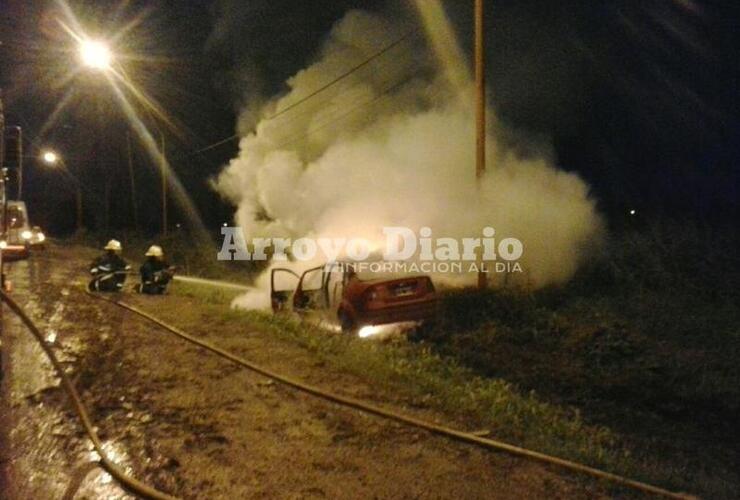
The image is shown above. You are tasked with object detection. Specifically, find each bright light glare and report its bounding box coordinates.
[358,325,384,338]
[21,230,33,240]
[42,151,59,164]
[80,40,112,69]
[358,321,421,339]
[629,209,637,216]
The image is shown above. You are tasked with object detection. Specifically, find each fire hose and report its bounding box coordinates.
[0,289,179,500]
[87,291,696,500]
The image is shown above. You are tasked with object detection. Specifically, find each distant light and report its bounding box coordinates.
[21,230,33,240]
[222,222,228,227]
[175,223,181,229]
[80,40,112,70]
[42,151,59,164]
[629,209,636,216]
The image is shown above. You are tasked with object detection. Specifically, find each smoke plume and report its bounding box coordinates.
[214,10,603,309]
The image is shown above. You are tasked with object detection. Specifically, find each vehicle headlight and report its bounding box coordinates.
[21,230,32,240]
[0,240,7,249]
[37,233,46,242]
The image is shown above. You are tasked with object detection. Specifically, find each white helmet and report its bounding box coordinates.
[145,245,164,257]
[104,239,122,251]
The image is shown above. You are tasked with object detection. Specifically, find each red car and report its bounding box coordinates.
[271,262,437,335]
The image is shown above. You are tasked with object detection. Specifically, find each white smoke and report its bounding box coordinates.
[215,10,603,310]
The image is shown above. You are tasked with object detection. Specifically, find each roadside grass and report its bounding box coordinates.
[72,220,738,497]
[173,281,243,305]
[168,279,721,498]
[428,222,740,423]
[423,221,740,498]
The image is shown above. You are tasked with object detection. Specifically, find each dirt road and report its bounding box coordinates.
[1,244,606,499]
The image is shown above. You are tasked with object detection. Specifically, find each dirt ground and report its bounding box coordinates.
[1,243,610,499]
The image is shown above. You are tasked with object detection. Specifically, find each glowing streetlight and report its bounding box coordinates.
[80,40,112,70]
[42,151,59,165]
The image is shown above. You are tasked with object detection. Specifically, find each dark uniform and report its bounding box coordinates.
[139,257,173,294]
[89,251,129,292]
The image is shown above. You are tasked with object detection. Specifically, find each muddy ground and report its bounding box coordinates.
[1,243,610,499]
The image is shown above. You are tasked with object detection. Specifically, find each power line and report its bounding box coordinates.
[274,64,431,151]
[191,28,419,156]
[265,29,418,123]
[193,134,239,155]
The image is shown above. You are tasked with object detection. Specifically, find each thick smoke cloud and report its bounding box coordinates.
[214,10,603,308]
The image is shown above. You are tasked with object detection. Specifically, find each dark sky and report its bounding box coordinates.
[1,0,738,235]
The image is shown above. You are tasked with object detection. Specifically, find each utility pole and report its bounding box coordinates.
[65,160,84,233]
[75,183,83,233]
[1,97,6,290]
[475,0,486,182]
[14,128,22,199]
[475,0,487,289]
[62,161,83,233]
[160,131,167,236]
[3,126,22,199]
[126,132,139,232]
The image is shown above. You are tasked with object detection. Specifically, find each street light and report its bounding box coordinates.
[40,150,83,233]
[42,151,59,165]
[76,39,167,236]
[79,40,112,70]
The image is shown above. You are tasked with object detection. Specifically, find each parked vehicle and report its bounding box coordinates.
[0,200,31,259]
[29,226,47,249]
[271,261,437,336]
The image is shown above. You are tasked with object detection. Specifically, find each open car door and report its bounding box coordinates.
[293,265,330,311]
[270,268,300,313]
[323,262,346,312]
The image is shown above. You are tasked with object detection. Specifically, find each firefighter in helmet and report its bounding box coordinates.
[89,239,130,292]
[138,245,175,294]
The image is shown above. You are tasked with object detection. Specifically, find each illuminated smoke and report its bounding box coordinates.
[215,10,603,309]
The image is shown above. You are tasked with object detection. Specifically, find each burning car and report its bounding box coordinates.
[270,261,437,337]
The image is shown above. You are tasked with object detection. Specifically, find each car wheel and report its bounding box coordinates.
[338,310,356,334]
[408,321,436,343]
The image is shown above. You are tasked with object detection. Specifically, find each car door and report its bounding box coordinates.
[270,268,300,313]
[294,265,329,311]
[322,262,346,313]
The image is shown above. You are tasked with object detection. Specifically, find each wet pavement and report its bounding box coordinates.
[1,246,135,500]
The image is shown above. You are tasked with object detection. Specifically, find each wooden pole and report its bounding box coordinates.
[75,186,83,233]
[160,131,167,236]
[475,0,487,289]
[475,0,486,181]
[126,132,139,232]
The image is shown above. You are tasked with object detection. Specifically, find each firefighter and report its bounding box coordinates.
[138,245,175,294]
[89,239,130,292]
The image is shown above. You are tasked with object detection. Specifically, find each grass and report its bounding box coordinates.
[169,278,728,497]
[427,221,740,420]
[77,220,740,497]
[422,220,740,498]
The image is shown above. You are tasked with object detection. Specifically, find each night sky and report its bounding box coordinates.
[1,0,738,235]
